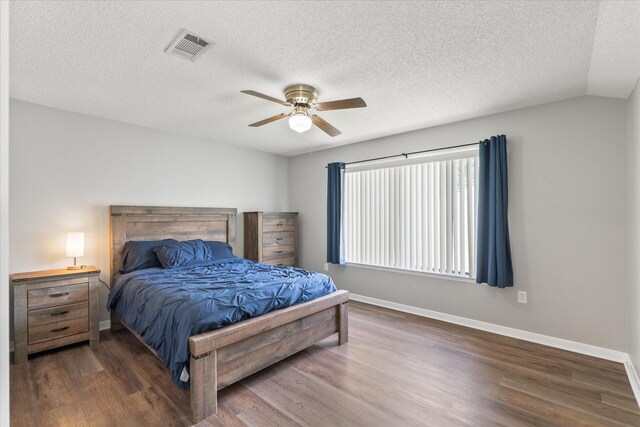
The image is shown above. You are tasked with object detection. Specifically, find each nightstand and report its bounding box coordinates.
[11,266,100,364]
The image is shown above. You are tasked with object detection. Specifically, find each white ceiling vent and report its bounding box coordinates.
[165,29,212,62]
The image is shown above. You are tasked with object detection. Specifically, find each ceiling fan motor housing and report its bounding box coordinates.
[284,84,318,107]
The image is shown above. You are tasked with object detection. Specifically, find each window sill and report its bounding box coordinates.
[341,262,477,284]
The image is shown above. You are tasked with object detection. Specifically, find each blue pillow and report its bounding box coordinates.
[204,241,235,260]
[120,240,170,274]
[153,239,214,269]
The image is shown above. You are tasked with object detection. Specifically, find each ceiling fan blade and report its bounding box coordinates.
[248,113,289,127]
[312,115,342,137]
[241,90,291,106]
[315,97,367,111]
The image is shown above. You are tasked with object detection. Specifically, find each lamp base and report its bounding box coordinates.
[67,265,83,270]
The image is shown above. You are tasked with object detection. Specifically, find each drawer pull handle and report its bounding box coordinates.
[50,310,70,317]
[276,238,283,241]
[276,223,283,226]
[50,292,69,298]
[50,326,70,333]
[276,250,283,254]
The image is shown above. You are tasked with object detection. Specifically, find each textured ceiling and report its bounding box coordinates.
[587,0,640,98]
[9,1,640,156]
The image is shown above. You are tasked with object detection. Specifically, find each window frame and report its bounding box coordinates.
[341,146,480,280]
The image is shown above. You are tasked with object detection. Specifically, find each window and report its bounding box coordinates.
[343,149,479,278]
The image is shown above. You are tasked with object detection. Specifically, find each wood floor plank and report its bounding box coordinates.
[122,386,191,427]
[500,376,640,425]
[289,346,460,425]
[35,403,90,427]
[236,401,300,427]
[130,352,191,419]
[573,370,637,398]
[497,386,626,427]
[9,363,35,427]
[193,405,247,427]
[58,343,103,382]
[290,347,528,426]
[84,397,142,427]
[218,382,295,426]
[29,352,78,412]
[604,393,640,414]
[90,332,148,395]
[242,361,405,426]
[10,300,640,426]
[75,370,128,418]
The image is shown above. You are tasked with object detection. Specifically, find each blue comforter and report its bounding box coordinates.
[107,257,337,389]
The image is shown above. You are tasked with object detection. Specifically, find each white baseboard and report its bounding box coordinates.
[624,355,640,405]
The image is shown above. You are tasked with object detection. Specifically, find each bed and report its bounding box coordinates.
[108,205,349,423]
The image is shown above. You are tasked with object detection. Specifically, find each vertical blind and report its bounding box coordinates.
[343,154,479,278]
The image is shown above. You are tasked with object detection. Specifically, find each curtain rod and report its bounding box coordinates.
[325,141,480,168]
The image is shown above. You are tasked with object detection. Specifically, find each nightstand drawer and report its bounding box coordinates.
[263,231,294,247]
[28,302,88,327]
[28,317,89,344]
[263,244,295,261]
[27,283,88,310]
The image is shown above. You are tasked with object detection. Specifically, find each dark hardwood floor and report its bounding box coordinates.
[10,301,640,426]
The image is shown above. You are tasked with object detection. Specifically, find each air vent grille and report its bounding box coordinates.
[165,30,212,62]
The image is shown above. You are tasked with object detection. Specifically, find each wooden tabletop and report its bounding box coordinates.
[10,265,100,282]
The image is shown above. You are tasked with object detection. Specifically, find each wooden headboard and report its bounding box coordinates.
[109,205,237,288]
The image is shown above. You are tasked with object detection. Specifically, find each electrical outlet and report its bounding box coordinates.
[323,263,329,272]
[518,291,528,304]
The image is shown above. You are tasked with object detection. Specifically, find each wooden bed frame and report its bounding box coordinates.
[108,205,349,423]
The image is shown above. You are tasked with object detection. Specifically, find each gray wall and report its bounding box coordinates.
[289,96,629,352]
[628,79,640,368]
[9,100,290,326]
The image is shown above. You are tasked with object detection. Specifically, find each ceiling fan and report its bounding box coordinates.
[241,84,366,137]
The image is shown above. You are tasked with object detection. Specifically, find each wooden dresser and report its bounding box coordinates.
[11,266,100,364]
[244,212,298,266]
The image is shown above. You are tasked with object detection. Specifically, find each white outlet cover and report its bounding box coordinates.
[518,291,528,304]
[324,263,329,272]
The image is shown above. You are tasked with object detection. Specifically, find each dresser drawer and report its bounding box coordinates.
[263,245,295,261]
[263,218,296,232]
[28,283,88,310]
[28,302,88,327]
[263,258,296,267]
[262,231,295,247]
[28,317,89,344]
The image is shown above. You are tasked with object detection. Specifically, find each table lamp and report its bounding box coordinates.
[66,232,84,270]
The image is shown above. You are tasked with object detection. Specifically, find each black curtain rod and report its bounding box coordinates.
[325,141,480,168]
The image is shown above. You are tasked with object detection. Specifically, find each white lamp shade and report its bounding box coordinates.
[288,113,312,133]
[66,232,84,258]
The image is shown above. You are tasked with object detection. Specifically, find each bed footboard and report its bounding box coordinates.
[188,290,349,423]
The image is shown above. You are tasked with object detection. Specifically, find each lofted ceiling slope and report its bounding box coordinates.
[9,1,640,156]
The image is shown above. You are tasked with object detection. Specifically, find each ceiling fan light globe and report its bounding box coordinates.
[288,113,312,133]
